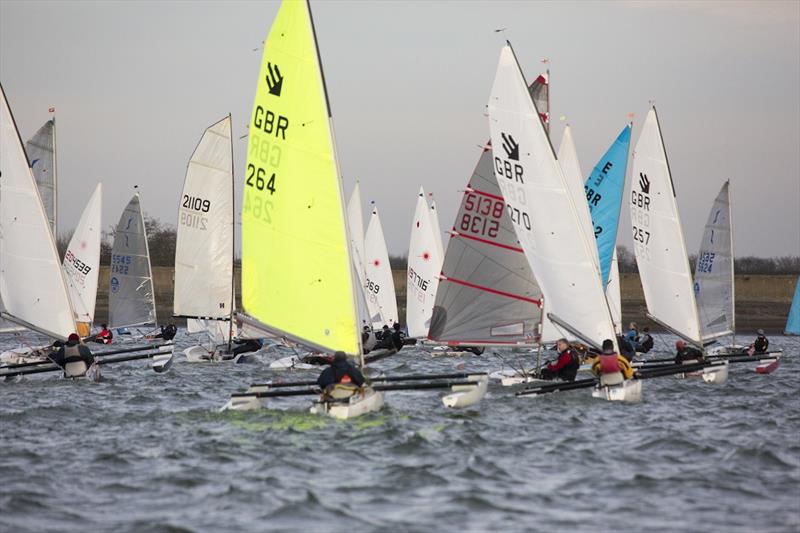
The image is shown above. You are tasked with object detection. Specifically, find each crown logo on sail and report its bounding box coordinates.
[638,172,650,194]
[266,62,284,97]
[501,132,519,161]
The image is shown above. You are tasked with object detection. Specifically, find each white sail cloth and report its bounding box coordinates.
[406,187,442,338]
[363,206,398,328]
[63,183,102,325]
[0,85,75,340]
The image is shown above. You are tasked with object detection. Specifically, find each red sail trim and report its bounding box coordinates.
[441,275,540,305]
[454,231,524,253]
[467,188,505,203]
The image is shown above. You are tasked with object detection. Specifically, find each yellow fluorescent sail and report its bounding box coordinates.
[242,0,358,355]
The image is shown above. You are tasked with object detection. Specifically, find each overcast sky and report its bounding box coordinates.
[2,0,798,257]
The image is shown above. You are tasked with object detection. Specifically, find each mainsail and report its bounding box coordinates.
[26,118,57,236]
[0,84,75,340]
[785,276,800,335]
[241,0,360,355]
[606,248,622,333]
[584,125,631,287]
[347,183,381,327]
[429,199,445,262]
[363,205,398,328]
[557,125,599,272]
[429,77,548,346]
[406,187,442,338]
[63,183,102,336]
[630,107,701,345]
[109,194,157,329]
[487,44,616,350]
[174,116,234,324]
[694,180,735,341]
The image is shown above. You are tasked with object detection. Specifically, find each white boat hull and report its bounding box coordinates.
[592,379,642,403]
[442,375,488,408]
[269,355,316,370]
[310,387,384,419]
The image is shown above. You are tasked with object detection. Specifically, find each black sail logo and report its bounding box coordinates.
[501,132,519,161]
[266,62,284,96]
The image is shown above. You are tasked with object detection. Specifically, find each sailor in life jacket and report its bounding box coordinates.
[591,339,634,383]
[540,338,580,382]
[93,324,113,345]
[674,340,704,364]
[751,329,769,354]
[316,351,365,390]
[53,333,96,378]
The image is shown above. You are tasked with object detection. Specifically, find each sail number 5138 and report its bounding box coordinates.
[246,163,276,195]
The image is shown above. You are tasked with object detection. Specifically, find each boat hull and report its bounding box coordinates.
[310,387,384,419]
[592,379,641,403]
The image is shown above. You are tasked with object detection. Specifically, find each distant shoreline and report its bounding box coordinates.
[93,267,796,334]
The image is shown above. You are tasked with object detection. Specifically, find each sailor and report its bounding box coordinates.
[752,329,769,354]
[617,334,636,361]
[92,324,113,345]
[375,325,394,350]
[52,333,95,377]
[591,339,634,380]
[674,340,704,364]
[154,323,178,341]
[625,322,640,344]
[317,351,365,389]
[231,338,263,357]
[638,327,654,353]
[539,338,580,382]
[391,322,406,351]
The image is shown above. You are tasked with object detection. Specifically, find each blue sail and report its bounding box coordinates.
[785,276,800,335]
[584,125,631,286]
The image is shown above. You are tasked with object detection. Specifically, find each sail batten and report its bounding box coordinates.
[242,0,359,355]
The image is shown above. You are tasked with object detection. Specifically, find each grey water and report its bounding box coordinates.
[1,333,798,533]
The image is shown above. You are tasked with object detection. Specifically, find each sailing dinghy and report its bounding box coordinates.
[223,0,486,417]
[630,107,728,384]
[487,43,640,402]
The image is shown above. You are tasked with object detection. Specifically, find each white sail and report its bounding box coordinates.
[606,248,622,333]
[429,199,445,263]
[109,194,157,329]
[363,205,398,327]
[694,180,734,341]
[174,116,234,322]
[63,183,102,328]
[630,107,701,345]
[406,187,442,338]
[486,45,616,350]
[557,124,600,272]
[0,84,75,340]
[347,183,382,327]
[26,118,57,237]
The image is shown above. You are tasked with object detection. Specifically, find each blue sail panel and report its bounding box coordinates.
[785,276,800,335]
[584,125,631,286]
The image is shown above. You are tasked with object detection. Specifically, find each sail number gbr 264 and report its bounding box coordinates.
[245,105,287,223]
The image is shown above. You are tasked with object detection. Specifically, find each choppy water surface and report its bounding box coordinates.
[1,333,798,532]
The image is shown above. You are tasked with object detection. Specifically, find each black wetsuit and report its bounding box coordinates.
[639,333,654,353]
[232,339,263,356]
[317,359,365,389]
[617,336,636,361]
[540,348,580,381]
[675,346,704,364]
[753,335,769,354]
[155,324,178,341]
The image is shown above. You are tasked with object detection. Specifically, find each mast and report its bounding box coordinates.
[52,113,58,239]
[228,112,235,354]
[728,179,736,346]
[307,0,363,364]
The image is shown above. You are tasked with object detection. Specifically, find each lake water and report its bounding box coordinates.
[1,333,798,532]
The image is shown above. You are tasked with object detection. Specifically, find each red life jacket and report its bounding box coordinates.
[339,374,352,383]
[598,354,620,375]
